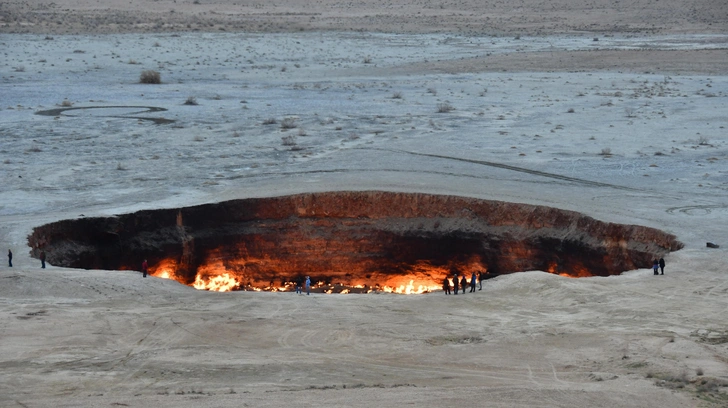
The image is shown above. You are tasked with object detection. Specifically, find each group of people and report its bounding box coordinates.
[443,271,484,294]
[652,258,666,275]
[7,249,46,268]
[295,276,312,295]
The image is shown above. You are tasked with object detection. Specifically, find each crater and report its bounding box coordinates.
[28,191,682,293]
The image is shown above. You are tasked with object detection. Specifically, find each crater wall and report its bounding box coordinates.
[27,191,683,291]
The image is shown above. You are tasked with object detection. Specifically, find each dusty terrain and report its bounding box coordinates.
[1,0,728,407]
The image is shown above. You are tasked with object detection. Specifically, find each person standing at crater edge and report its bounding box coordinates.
[652,259,659,275]
[460,275,468,295]
[470,272,477,293]
[659,257,666,275]
[40,250,46,269]
[453,273,459,295]
[443,276,451,295]
[141,259,148,278]
[8,249,12,267]
[305,276,311,295]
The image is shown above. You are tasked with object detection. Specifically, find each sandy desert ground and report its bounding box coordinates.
[1,0,728,407]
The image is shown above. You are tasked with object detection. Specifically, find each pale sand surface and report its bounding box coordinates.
[1,1,728,407]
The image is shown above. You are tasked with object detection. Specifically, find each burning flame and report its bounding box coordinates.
[148,256,490,294]
[193,273,239,292]
[381,280,440,294]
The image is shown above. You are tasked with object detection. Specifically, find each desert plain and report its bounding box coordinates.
[1,0,728,406]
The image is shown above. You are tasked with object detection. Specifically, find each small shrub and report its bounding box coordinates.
[437,103,454,113]
[427,88,437,95]
[280,117,297,129]
[698,136,709,145]
[281,135,297,146]
[363,56,372,64]
[183,96,198,106]
[696,367,704,376]
[567,108,575,113]
[60,99,73,107]
[262,118,277,125]
[392,91,403,99]
[139,70,161,84]
[624,107,636,118]
[599,148,612,156]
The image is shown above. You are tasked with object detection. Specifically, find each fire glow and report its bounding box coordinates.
[152,261,448,294]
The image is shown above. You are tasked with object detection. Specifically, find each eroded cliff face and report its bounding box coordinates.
[28,191,683,292]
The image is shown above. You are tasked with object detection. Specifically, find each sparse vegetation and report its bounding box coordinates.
[281,135,297,146]
[437,103,454,113]
[698,136,709,146]
[139,70,161,84]
[183,96,198,106]
[392,91,403,99]
[624,107,637,118]
[599,148,612,156]
[280,117,297,129]
[262,118,277,125]
[60,99,73,107]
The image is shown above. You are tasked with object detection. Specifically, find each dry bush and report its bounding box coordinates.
[281,135,297,146]
[698,136,709,146]
[392,91,403,99]
[139,70,161,84]
[262,118,277,125]
[599,148,612,156]
[280,117,297,129]
[183,96,198,106]
[60,99,73,107]
[437,103,454,113]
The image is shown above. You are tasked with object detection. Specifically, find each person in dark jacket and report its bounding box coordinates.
[460,275,468,294]
[40,251,46,269]
[443,277,451,295]
[652,259,659,275]
[659,258,666,275]
[478,271,484,290]
[470,272,477,292]
[141,259,148,277]
[296,276,303,294]
[8,250,12,267]
[453,274,459,295]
